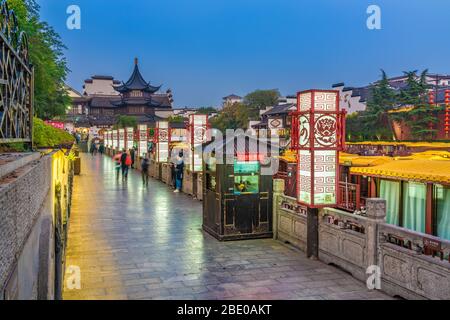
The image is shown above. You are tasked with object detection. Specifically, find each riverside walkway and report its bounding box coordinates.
[63,154,390,300]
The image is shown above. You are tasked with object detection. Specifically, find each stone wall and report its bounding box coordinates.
[0,153,52,299]
[272,181,450,300]
[0,149,75,300]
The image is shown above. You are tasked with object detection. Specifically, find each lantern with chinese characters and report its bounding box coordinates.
[292,90,346,208]
[155,121,170,163]
[126,127,134,151]
[187,114,209,172]
[138,124,148,157]
[112,129,118,151]
[118,128,125,151]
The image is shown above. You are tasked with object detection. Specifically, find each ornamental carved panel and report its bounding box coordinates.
[0,1,33,143]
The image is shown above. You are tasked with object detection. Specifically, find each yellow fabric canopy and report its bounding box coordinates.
[351,158,450,185]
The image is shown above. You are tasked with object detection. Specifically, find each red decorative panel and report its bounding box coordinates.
[294,90,346,208]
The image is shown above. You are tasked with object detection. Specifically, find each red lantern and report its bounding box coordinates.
[291,90,346,208]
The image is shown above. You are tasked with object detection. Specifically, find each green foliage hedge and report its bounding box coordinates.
[33,118,74,148]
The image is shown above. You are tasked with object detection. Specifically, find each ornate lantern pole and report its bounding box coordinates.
[138,124,148,158]
[155,121,170,163]
[186,114,209,172]
[291,89,346,258]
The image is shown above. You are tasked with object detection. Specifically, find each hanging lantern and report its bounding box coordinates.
[291,90,346,208]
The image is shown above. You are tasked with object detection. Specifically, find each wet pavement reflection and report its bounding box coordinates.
[63,153,391,300]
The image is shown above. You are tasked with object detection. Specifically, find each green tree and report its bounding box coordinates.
[168,115,185,123]
[196,107,217,115]
[210,103,250,132]
[397,70,438,140]
[9,0,70,120]
[114,115,137,129]
[244,89,280,119]
[360,70,398,140]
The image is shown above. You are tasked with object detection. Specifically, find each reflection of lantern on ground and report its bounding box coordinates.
[155,121,170,163]
[187,114,209,172]
[291,90,346,257]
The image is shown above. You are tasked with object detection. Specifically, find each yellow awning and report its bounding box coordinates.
[351,158,450,185]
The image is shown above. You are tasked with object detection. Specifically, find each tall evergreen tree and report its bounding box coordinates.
[397,70,437,140]
[359,70,397,140]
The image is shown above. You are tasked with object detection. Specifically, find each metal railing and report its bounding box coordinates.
[0,1,34,144]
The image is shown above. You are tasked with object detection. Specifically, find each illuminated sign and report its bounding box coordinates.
[156,121,169,163]
[138,124,147,157]
[293,90,345,208]
[118,128,125,151]
[126,127,134,151]
[187,114,208,172]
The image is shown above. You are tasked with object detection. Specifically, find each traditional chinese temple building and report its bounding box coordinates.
[65,58,174,129]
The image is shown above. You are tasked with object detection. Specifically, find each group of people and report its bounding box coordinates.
[90,140,105,156]
[112,147,185,193]
[113,148,136,180]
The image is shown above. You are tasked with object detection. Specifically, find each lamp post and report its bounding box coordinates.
[155,121,170,163]
[291,90,346,258]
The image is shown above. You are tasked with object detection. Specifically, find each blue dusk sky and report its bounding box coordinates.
[37,0,450,107]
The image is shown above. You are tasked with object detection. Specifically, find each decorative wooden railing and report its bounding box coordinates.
[0,0,34,144]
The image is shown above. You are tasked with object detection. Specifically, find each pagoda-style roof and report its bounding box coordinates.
[114,58,161,94]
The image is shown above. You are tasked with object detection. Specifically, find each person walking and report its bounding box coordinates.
[130,147,136,169]
[90,140,97,156]
[174,151,184,193]
[141,156,150,186]
[113,152,122,180]
[120,149,131,180]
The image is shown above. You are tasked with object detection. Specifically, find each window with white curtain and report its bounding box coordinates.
[380,180,400,226]
[434,184,450,241]
[403,182,426,234]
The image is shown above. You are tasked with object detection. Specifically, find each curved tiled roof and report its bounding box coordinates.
[114,60,161,94]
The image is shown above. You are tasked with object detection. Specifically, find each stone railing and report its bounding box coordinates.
[272,180,308,251]
[319,202,384,282]
[378,224,450,300]
[272,179,450,300]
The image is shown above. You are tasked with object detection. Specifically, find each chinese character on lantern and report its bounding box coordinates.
[292,90,346,208]
[126,127,134,151]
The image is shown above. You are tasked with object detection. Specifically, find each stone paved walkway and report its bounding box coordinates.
[63,154,391,300]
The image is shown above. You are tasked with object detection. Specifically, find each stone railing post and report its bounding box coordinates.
[272,179,285,240]
[365,198,387,269]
